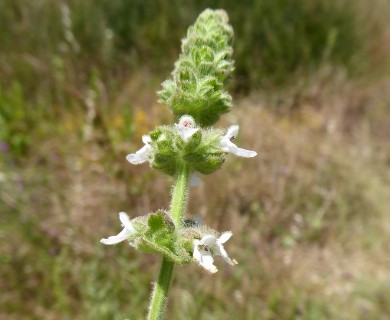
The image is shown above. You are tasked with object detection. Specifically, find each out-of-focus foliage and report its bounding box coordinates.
[0,0,388,95]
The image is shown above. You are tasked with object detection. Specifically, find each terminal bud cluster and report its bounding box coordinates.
[158,9,234,127]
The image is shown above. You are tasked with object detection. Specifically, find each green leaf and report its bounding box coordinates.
[147,211,175,233]
[148,212,166,233]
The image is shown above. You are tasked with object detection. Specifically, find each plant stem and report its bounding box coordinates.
[147,257,174,320]
[147,164,190,320]
[169,163,190,225]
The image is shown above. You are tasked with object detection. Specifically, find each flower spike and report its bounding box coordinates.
[126,135,153,165]
[100,212,136,246]
[175,115,199,142]
[193,231,236,273]
[220,125,257,158]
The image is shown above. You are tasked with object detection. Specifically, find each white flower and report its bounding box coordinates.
[175,115,199,142]
[193,231,236,273]
[100,212,136,246]
[220,125,257,158]
[126,135,153,164]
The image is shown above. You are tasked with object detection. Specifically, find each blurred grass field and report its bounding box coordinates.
[1,1,390,319]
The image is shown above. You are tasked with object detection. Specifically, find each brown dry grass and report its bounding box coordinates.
[2,70,389,319]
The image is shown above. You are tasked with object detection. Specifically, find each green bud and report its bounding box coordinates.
[158,9,234,127]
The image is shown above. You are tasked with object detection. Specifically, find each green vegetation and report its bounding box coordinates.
[1,1,390,319]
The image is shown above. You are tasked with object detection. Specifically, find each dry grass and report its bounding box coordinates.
[1,71,389,319]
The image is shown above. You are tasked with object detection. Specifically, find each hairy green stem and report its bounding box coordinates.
[147,164,190,320]
[147,257,174,320]
[169,164,190,225]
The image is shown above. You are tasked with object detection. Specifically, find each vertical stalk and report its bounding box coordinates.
[147,164,190,320]
[169,163,190,225]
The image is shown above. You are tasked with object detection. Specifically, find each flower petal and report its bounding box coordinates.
[119,212,135,233]
[226,141,239,154]
[126,153,148,164]
[100,227,132,245]
[192,244,218,273]
[220,137,236,152]
[178,115,196,128]
[223,141,257,158]
[199,250,218,273]
[193,239,218,273]
[126,145,152,164]
[142,135,152,144]
[214,244,234,266]
[218,231,233,244]
[236,148,257,158]
[126,134,153,165]
[175,115,199,142]
[220,125,257,158]
[136,144,152,156]
[226,125,239,140]
[175,125,199,142]
[100,213,136,246]
[193,240,202,262]
[200,235,217,246]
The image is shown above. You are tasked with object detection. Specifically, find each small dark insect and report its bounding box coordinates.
[184,215,204,227]
[184,219,199,228]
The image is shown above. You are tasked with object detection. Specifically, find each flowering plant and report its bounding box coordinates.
[100,9,256,319]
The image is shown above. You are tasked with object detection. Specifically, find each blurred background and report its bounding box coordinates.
[1,0,390,319]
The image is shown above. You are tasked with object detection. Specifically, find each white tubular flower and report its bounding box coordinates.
[126,135,153,165]
[175,115,199,142]
[100,212,136,246]
[220,125,257,158]
[193,231,236,274]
